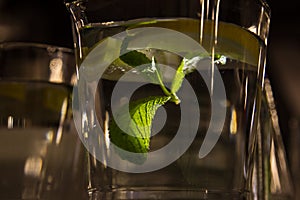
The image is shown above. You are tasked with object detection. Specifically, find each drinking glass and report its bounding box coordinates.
[0,42,86,199]
[65,0,271,199]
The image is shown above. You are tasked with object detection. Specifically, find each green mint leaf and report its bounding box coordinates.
[171,58,186,94]
[117,51,168,90]
[182,56,204,75]
[169,58,186,104]
[119,50,151,67]
[109,96,170,164]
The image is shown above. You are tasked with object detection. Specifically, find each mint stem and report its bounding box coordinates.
[170,93,181,104]
[151,57,181,104]
[151,57,171,96]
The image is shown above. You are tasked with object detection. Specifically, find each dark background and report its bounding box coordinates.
[0,0,299,197]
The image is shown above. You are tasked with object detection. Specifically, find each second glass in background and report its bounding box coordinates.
[0,43,86,200]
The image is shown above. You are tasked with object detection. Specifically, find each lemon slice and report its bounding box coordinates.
[138,18,260,67]
[201,20,260,67]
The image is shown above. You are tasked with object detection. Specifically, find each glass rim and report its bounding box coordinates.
[259,0,271,17]
[0,42,74,53]
[0,42,76,85]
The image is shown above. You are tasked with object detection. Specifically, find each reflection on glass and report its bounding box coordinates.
[260,78,294,199]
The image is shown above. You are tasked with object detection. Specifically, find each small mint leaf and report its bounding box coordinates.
[168,58,187,104]
[109,96,170,164]
[119,50,151,67]
[116,51,166,88]
[171,58,186,94]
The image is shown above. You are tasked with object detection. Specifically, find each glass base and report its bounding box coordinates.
[88,187,245,200]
